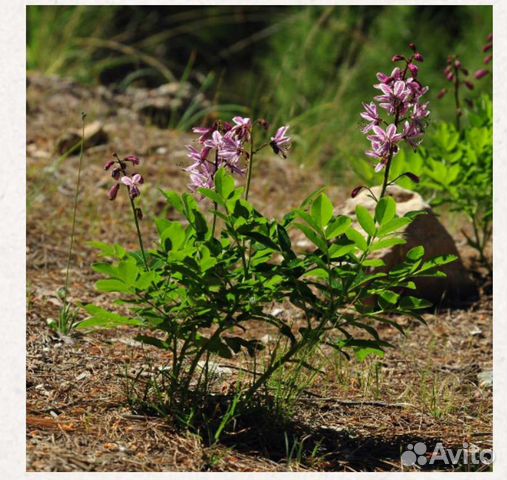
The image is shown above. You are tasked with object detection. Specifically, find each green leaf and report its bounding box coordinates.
[370,237,406,252]
[160,189,184,214]
[378,290,400,305]
[326,216,351,239]
[363,258,385,268]
[300,187,327,209]
[399,296,432,310]
[377,216,412,236]
[375,197,396,225]
[293,223,328,253]
[345,228,367,251]
[311,193,334,228]
[407,245,425,261]
[356,205,376,236]
[215,168,235,199]
[329,243,356,259]
[95,279,132,294]
[77,305,143,330]
[88,241,126,259]
[135,335,169,349]
[198,188,226,207]
[160,222,186,251]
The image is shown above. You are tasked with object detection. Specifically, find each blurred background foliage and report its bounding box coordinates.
[27,5,492,181]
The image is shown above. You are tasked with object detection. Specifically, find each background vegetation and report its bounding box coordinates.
[27,5,492,180]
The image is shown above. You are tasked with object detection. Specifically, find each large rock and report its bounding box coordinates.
[342,185,478,306]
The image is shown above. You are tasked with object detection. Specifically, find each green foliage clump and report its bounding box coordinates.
[79,168,454,434]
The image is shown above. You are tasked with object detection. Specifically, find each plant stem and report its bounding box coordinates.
[64,112,86,298]
[129,196,148,269]
[245,128,254,201]
[453,65,461,131]
[211,150,219,236]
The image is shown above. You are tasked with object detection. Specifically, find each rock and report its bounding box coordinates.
[341,185,478,306]
[56,120,108,155]
[129,82,209,128]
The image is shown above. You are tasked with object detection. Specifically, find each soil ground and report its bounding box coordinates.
[27,74,492,472]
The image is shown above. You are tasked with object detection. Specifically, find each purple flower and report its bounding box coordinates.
[104,160,115,171]
[231,116,252,141]
[270,126,291,158]
[108,183,120,201]
[121,174,144,199]
[193,125,216,143]
[220,131,245,175]
[402,121,424,149]
[475,69,489,80]
[185,161,216,192]
[124,155,140,165]
[374,80,411,116]
[366,124,403,168]
[360,102,381,133]
[186,144,211,165]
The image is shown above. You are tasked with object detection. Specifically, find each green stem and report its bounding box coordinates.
[64,112,86,298]
[211,150,219,236]
[129,196,148,269]
[245,128,254,201]
[454,65,461,131]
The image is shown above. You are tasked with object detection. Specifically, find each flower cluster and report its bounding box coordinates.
[361,43,430,173]
[104,153,144,201]
[438,33,492,101]
[185,117,291,192]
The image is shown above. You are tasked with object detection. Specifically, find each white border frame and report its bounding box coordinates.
[1,1,504,478]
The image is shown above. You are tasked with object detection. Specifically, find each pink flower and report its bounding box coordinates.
[121,174,144,199]
[108,183,120,201]
[124,155,140,165]
[270,126,291,158]
[374,80,410,116]
[402,121,424,149]
[185,161,216,192]
[231,116,252,141]
[193,125,216,143]
[366,124,403,163]
[186,144,211,165]
[360,102,381,133]
[475,69,489,80]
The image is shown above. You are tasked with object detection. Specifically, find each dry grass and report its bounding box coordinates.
[27,74,492,472]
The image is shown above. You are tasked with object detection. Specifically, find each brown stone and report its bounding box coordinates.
[56,120,108,155]
[342,185,478,306]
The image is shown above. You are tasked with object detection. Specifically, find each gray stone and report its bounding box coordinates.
[342,185,478,306]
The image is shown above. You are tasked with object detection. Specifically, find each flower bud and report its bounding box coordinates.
[446,71,454,82]
[464,81,474,90]
[454,59,462,69]
[257,118,270,130]
[474,69,489,80]
[461,68,469,76]
[483,43,492,53]
[403,172,420,183]
[414,52,424,62]
[487,33,493,42]
[408,42,416,51]
[108,183,120,201]
[392,54,404,62]
[104,160,115,171]
[351,186,364,198]
[124,155,140,165]
[484,55,492,65]
[437,88,447,99]
[111,168,121,180]
[408,63,419,77]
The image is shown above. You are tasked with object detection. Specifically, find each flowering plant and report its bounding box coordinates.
[360,43,429,196]
[80,52,455,434]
